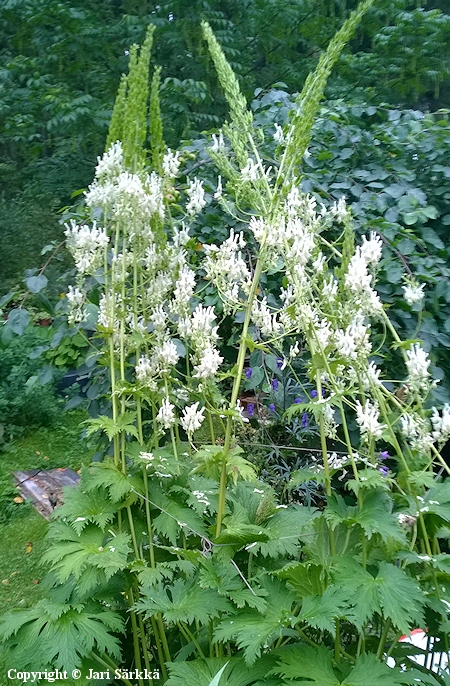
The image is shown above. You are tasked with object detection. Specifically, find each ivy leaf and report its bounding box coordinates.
[135,577,232,625]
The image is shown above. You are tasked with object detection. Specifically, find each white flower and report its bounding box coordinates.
[405,343,430,391]
[157,398,176,429]
[400,412,434,452]
[403,281,425,306]
[156,340,180,371]
[364,361,382,388]
[66,285,84,307]
[193,346,223,378]
[273,124,285,144]
[211,131,225,152]
[162,148,181,178]
[186,178,206,216]
[214,175,223,200]
[431,404,450,445]
[330,196,348,223]
[355,399,385,439]
[360,232,383,265]
[180,402,205,434]
[241,158,259,182]
[235,399,249,423]
[251,297,282,338]
[94,141,124,181]
[64,220,109,275]
[171,265,196,316]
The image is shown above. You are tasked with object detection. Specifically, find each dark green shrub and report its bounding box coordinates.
[0,326,62,445]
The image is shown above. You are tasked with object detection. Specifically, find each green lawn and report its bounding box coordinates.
[0,410,91,680]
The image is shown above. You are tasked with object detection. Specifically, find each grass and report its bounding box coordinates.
[0,409,90,611]
[0,409,91,680]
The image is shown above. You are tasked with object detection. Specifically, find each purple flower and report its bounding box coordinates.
[272,378,279,391]
[247,403,255,417]
[245,367,253,379]
[378,465,389,477]
[380,450,390,460]
[302,412,309,428]
[311,390,318,399]
[277,358,283,369]
[295,397,303,404]
[269,403,276,413]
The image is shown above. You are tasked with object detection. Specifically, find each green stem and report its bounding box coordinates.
[90,653,134,686]
[216,258,265,537]
[150,616,168,681]
[376,618,391,660]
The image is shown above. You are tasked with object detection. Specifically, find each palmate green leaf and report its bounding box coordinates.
[324,491,405,542]
[84,412,138,440]
[42,523,131,585]
[146,479,209,543]
[271,646,407,685]
[248,505,318,558]
[276,562,328,597]
[298,585,349,635]
[0,599,123,673]
[214,577,295,665]
[422,482,450,522]
[54,482,118,533]
[166,655,277,686]
[83,459,144,502]
[135,577,232,625]
[199,557,268,612]
[331,559,426,633]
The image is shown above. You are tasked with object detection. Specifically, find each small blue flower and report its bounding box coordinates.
[295,397,303,404]
[247,403,255,417]
[245,367,253,379]
[277,358,283,369]
[380,450,390,460]
[269,403,276,412]
[311,390,318,398]
[302,412,309,428]
[378,465,389,477]
[272,378,279,391]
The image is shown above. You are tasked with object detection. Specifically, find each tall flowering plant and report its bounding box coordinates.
[2,5,450,684]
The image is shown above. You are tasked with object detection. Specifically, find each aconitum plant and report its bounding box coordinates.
[2,5,450,685]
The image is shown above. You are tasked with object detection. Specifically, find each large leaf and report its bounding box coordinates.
[42,523,131,584]
[325,491,405,542]
[0,600,123,673]
[248,505,318,558]
[84,460,144,502]
[7,308,30,335]
[332,559,425,633]
[271,646,409,685]
[214,577,296,665]
[135,577,232,625]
